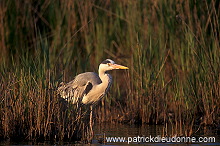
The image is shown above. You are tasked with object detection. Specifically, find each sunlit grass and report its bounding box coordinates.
[0,0,219,142]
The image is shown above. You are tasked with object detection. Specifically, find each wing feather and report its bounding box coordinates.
[57,72,102,104]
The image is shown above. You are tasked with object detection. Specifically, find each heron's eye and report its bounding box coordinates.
[107,63,111,66]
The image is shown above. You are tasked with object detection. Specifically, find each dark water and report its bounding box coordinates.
[1,124,219,145]
[93,123,220,145]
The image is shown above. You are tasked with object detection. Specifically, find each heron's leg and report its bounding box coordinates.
[89,105,94,138]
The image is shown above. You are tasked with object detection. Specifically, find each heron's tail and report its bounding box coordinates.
[57,82,66,96]
[57,82,79,104]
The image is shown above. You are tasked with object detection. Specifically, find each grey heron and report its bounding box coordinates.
[57,59,128,137]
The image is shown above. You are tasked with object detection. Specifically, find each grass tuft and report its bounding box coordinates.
[0,0,219,142]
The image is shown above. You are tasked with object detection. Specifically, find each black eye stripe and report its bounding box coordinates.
[101,60,111,64]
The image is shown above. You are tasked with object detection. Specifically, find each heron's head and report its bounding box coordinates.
[99,59,128,73]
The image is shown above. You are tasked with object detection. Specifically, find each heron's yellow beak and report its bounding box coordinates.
[112,64,129,69]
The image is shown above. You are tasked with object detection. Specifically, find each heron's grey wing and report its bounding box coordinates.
[74,72,102,86]
[57,72,101,104]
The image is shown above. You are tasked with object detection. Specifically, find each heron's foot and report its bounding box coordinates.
[86,121,94,143]
[86,129,94,143]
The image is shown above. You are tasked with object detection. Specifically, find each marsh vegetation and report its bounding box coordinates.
[0,0,219,143]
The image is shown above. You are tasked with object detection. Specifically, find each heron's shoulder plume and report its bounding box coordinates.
[57,80,81,104]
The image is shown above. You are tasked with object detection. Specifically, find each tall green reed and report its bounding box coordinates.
[0,0,219,141]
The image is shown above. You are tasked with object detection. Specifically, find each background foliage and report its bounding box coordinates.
[0,0,219,141]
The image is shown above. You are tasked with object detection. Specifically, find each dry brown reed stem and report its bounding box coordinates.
[0,0,219,142]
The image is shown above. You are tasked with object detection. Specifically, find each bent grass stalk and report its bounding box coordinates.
[0,0,219,142]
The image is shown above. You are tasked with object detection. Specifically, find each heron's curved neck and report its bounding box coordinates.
[98,69,109,83]
[98,68,112,92]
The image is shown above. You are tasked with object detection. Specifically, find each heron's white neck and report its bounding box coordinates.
[98,68,110,83]
[98,66,112,93]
